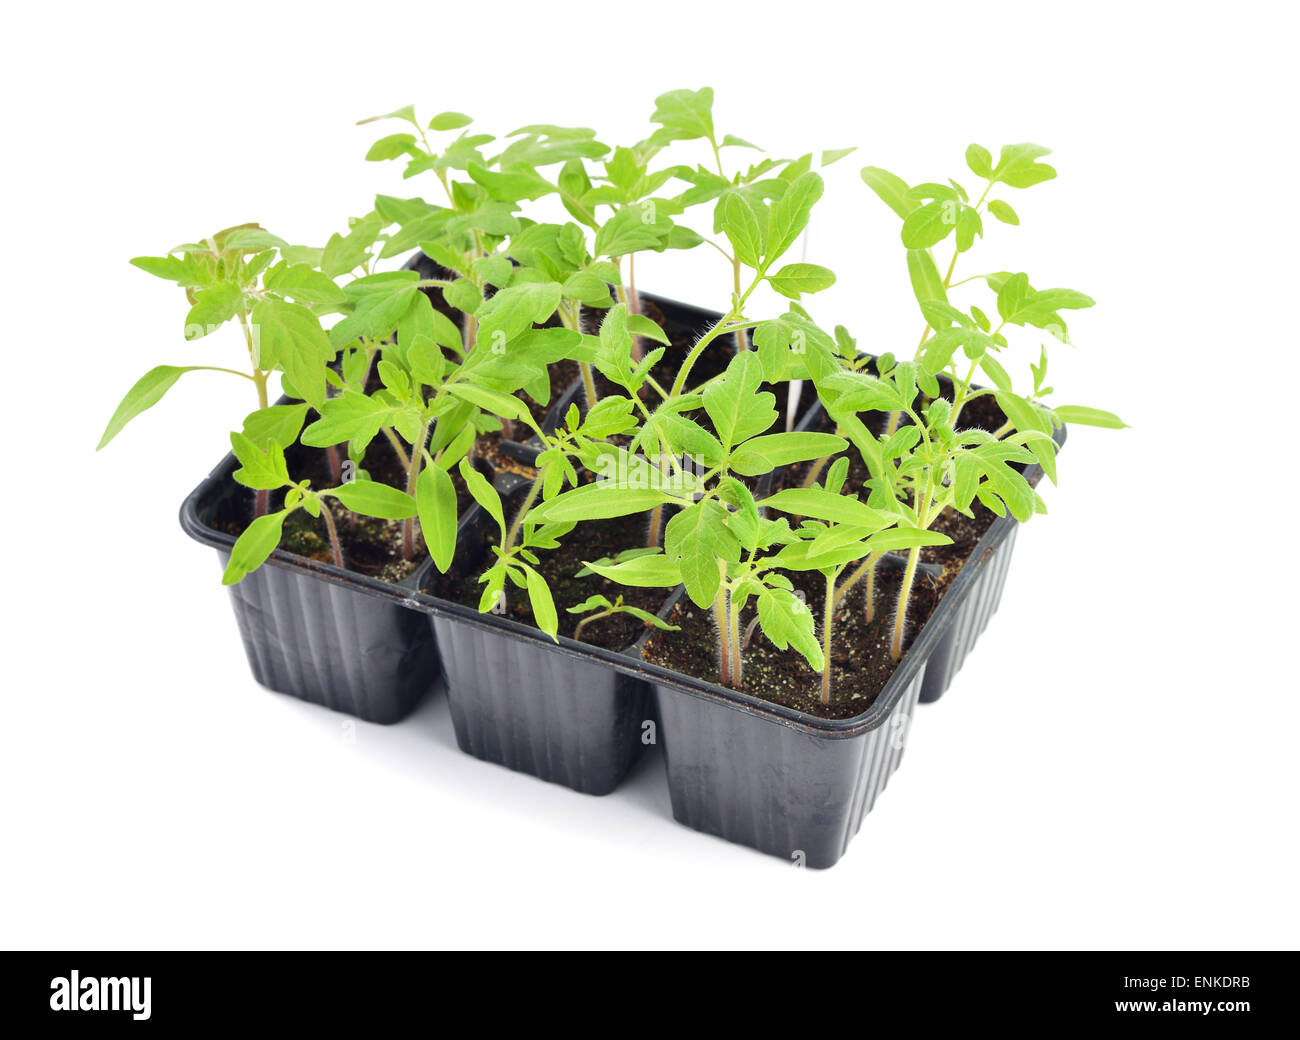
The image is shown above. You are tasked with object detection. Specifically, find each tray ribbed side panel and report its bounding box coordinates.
[653,669,925,868]
[221,555,437,724]
[431,617,651,795]
[919,525,1019,704]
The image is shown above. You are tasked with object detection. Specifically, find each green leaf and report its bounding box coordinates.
[97,365,200,449]
[765,171,824,260]
[130,254,205,285]
[365,133,416,161]
[756,586,823,671]
[446,383,527,421]
[184,283,243,335]
[863,527,952,553]
[331,479,417,519]
[992,143,1057,188]
[528,482,675,522]
[768,263,836,300]
[987,199,1019,225]
[822,147,857,166]
[253,297,335,408]
[728,432,847,476]
[759,487,897,529]
[702,351,777,451]
[1052,405,1127,429]
[301,391,392,447]
[523,565,559,640]
[222,228,288,252]
[907,248,948,321]
[650,87,715,142]
[665,500,739,608]
[901,200,956,249]
[458,458,505,533]
[241,403,309,450]
[980,353,1012,392]
[722,194,763,268]
[222,511,287,585]
[358,105,418,127]
[580,553,683,587]
[860,166,916,219]
[1031,288,1096,310]
[955,206,982,252]
[264,263,346,305]
[430,111,473,131]
[965,144,994,179]
[417,464,458,571]
[230,431,291,490]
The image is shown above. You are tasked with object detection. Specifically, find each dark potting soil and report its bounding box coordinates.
[215,438,424,584]
[641,565,940,720]
[432,511,669,652]
[775,392,1015,591]
[638,386,1023,718]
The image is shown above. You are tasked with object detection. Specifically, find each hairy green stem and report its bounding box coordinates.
[865,560,877,623]
[402,420,430,561]
[821,572,835,705]
[382,427,411,470]
[713,584,732,687]
[801,439,840,489]
[833,551,879,611]
[729,588,743,686]
[572,609,611,644]
[890,545,922,662]
[504,474,544,555]
[319,502,345,570]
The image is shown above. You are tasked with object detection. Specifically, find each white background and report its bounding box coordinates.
[2,0,1296,950]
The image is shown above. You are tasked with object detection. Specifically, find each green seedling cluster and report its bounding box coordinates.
[102,89,1122,706]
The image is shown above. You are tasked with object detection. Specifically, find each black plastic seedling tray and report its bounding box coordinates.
[177,269,1061,865]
